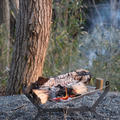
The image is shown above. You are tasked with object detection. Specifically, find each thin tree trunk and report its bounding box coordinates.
[14,0,19,10]
[0,0,10,68]
[5,0,10,67]
[10,0,19,43]
[6,0,52,95]
[0,0,4,25]
[10,0,19,19]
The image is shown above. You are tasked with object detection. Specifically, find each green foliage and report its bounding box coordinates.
[43,0,87,77]
[44,0,120,91]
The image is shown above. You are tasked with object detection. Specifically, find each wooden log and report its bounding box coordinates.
[32,89,49,104]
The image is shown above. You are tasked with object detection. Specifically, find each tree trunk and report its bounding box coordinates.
[5,0,10,67]
[0,0,10,68]
[10,0,19,43]
[6,0,52,95]
[10,0,19,19]
[14,0,19,10]
[0,0,4,25]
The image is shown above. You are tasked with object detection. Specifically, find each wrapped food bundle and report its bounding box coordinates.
[30,69,91,104]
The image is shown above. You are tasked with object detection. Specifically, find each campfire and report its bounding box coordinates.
[27,69,92,104]
[24,68,110,118]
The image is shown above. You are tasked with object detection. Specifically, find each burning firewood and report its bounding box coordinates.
[30,69,91,104]
[32,89,49,104]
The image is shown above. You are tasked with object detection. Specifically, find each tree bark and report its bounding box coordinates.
[14,0,19,10]
[10,0,19,19]
[0,0,10,68]
[5,0,10,67]
[0,0,4,25]
[10,0,19,43]
[6,0,52,95]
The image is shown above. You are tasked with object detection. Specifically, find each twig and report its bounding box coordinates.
[10,104,26,111]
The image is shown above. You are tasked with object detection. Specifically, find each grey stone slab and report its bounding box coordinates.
[0,92,120,120]
[0,95,37,120]
[38,92,120,120]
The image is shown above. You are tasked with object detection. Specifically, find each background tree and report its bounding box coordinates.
[6,0,52,95]
[0,0,10,93]
[0,0,10,69]
[10,0,19,44]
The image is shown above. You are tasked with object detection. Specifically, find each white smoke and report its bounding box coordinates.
[79,3,120,68]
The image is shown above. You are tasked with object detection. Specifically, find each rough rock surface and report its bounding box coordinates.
[0,92,120,120]
[38,92,120,120]
[0,95,37,120]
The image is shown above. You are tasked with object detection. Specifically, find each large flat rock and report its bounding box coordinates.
[38,92,120,120]
[0,95,37,120]
[0,92,120,120]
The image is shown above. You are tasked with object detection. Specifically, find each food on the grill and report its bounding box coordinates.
[31,69,91,104]
[72,82,88,95]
